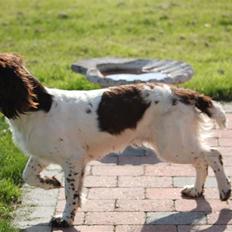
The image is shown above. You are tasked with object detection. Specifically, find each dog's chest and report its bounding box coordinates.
[10,122,77,162]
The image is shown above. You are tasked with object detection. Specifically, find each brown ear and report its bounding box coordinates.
[0,53,38,118]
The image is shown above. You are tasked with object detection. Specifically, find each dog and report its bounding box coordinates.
[0,53,230,227]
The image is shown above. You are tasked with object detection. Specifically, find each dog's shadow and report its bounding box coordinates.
[24,148,232,232]
[101,147,232,232]
[142,197,232,232]
[26,200,232,232]
[101,146,161,165]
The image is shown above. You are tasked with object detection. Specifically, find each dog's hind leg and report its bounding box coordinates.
[51,159,85,227]
[182,159,208,198]
[204,149,231,201]
[23,156,62,189]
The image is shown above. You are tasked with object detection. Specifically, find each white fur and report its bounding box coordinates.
[6,83,230,226]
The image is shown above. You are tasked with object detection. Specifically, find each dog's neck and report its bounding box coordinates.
[29,76,53,113]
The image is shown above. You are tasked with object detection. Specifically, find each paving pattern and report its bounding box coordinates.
[14,105,232,232]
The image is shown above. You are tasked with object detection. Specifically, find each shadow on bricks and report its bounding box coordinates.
[52,226,80,232]
[101,147,161,166]
[22,223,81,232]
[20,223,51,232]
[144,198,232,232]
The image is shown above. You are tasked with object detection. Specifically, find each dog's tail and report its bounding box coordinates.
[172,87,226,128]
[207,101,226,128]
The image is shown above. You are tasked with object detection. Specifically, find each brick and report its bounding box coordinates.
[204,188,220,199]
[53,225,114,232]
[92,165,144,176]
[83,176,117,187]
[145,164,195,176]
[115,199,174,212]
[22,187,58,207]
[207,209,232,224]
[219,138,232,147]
[58,188,65,200]
[73,212,85,225]
[220,129,232,138]
[173,177,217,188]
[116,225,177,232]
[146,188,183,199]
[118,155,160,165]
[14,220,49,229]
[211,129,220,136]
[82,199,115,211]
[217,147,232,156]
[227,115,232,128]
[56,199,65,213]
[26,206,54,220]
[119,176,172,187]
[206,137,219,146]
[223,106,232,114]
[84,165,91,175]
[178,225,232,232]
[146,187,222,201]
[88,187,145,200]
[88,155,118,166]
[85,212,145,225]
[56,199,115,213]
[146,211,207,225]
[223,156,232,166]
[175,199,231,212]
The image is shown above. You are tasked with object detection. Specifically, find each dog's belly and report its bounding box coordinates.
[157,147,202,164]
[152,107,205,165]
[15,126,136,164]
[154,130,204,164]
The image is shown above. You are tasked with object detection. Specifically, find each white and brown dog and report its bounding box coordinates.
[0,53,230,227]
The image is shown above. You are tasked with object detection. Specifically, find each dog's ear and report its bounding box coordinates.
[0,53,38,119]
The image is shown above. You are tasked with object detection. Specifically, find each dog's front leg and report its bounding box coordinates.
[23,156,62,189]
[51,160,85,227]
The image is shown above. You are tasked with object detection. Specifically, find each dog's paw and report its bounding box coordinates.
[181,185,203,198]
[51,176,63,188]
[220,189,231,201]
[43,176,63,189]
[219,178,231,201]
[50,216,72,228]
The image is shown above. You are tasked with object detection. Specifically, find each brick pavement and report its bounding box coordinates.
[15,106,232,232]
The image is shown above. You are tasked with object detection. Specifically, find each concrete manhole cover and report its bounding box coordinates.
[71,57,194,87]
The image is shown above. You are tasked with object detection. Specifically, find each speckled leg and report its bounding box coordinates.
[182,160,208,198]
[206,149,231,201]
[23,156,62,189]
[51,160,85,227]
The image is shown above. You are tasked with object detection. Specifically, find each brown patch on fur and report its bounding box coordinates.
[29,77,53,113]
[171,86,213,117]
[0,53,52,119]
[219,154,223,166]
[97,84,151,135]
[73,193,79,200]
[38,175,62,188]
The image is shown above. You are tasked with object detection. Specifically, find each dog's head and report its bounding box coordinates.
[0,53,38,119]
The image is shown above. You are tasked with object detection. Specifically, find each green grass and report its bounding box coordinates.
[0,0,232,97]
[0,0,231,230]
[0,116,26,231]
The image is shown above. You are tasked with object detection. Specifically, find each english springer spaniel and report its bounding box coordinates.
[0,53,230,227]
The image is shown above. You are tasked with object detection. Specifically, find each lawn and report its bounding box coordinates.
[0,0,231,230]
